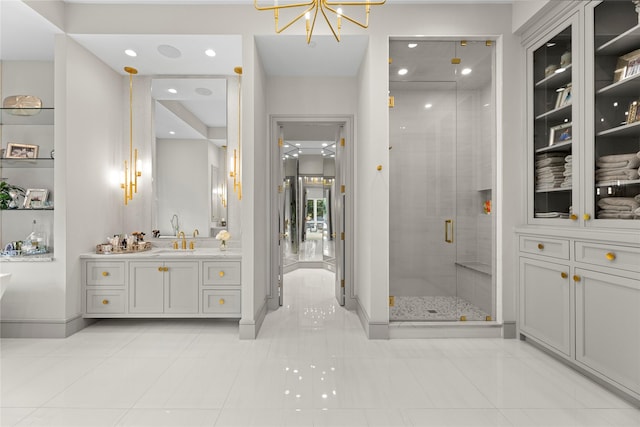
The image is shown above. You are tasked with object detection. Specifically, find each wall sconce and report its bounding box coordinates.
[232,66,242,201]
[121,66,142,205]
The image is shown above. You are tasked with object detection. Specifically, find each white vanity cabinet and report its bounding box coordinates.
[129,261,199,314]
[81,252,241,318]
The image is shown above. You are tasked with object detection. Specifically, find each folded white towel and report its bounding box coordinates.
[597,212,638,219]
[596,152,640,169]
[598,197,640,211]
[536,158,566,167]
[595,168,639,180]
[565,155,572,161]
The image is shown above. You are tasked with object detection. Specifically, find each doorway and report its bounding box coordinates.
[269,116,354,310]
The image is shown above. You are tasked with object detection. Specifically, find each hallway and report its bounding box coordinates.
[1,269,639,426]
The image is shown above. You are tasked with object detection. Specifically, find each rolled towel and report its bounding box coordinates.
[596,152,640,169]
[597,197,640,212]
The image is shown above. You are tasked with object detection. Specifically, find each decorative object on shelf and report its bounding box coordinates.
[254,0,386,44]
[613,48,640,83]
[483,199,491,215]
[626,100,639,124]
[2,95,42,116]
[50,149,55,159]
[0,181,25,210]
[95,241,151,254]
[560,50,572,68]
[5,142,39,159]
[555,83,572,109]
[152,229,161,238]
[19,219,48,255]
[121,66,142,206]
[216,229,231,251]
[545,64,558,77]
[23,188,48,209]
[549,122,572,146]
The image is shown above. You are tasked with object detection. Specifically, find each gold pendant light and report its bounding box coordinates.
[122,66,142,205]
[254,0,386,44]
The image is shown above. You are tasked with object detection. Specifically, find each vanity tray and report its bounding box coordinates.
[96,241,152,254]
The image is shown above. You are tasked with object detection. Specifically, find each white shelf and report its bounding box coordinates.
[536,140,572,154]
[597,73,640,97]
[596,25,640,55]
[597,121,640,137]
[535,64,572,88]
[535,187,571,193]
[535,103,572,121]
[595,179,640,188]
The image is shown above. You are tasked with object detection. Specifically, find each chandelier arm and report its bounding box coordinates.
[322,4,369,29]
[254,0,315,11]
[319,2,341,42]
[307,4,320,44]
[324,0,385,5]
[276,6,315,34]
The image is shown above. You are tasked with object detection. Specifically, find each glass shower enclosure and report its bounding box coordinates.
[389,39,496,322]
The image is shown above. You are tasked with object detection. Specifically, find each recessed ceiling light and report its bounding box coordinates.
[205,49,216,57]
[424,103,432,109]
[157,44,181,59]
[322,143,328,147]
[284,144,290,148]
[398,68,408,76]
[295,143,301,146]
[169,131,175,135]
[124,49,137,57]
[408,43,418,48]
[331,155,335,158]
[293,153,299,157]
[298,150,302,153]
[167,88,177,94]
[195,87,213,96]
[461,68,472,75]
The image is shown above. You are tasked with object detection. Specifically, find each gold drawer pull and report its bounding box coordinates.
[219,271,225,277]
[164,267,169,272]
[102,271,109,277]
[605,252,615,261]
[570,214,578,221]
[573,275,581,282]
[560,272,568,279]
[219,298,225,305]
[537,243,544,250]
[158,267,164,272]
[102,299,109,305]
[583,213,591,221]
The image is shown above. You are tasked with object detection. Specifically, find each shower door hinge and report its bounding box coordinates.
[278,138,283,147]
[340,185,345,194]
[340,138,345,147]
[278,185,283,193]
[341,279,345,288]
[389,296,395,307]
[388,96,395,108]
[340,232,345,241]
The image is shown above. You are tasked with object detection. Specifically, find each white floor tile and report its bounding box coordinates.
[2,268,639,427]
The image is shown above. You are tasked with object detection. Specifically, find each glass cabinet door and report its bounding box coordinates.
[591,0,640,226]
[530,24,576,221]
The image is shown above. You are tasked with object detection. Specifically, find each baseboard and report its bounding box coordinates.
[1,315,95,338]
[389,321,504,339]
[355,298,389,339]
[239,299,268,340]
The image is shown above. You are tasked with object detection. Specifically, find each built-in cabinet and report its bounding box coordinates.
[82,254,241,318]
[520,0,640,403]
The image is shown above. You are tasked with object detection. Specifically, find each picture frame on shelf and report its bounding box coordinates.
[23,188,48,209]
[549,122,572,146]
[555,84,572,109]
[613,49,640,83]
[5,143,39,159]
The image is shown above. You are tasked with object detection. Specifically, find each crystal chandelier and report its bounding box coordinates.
[254,0,386,44]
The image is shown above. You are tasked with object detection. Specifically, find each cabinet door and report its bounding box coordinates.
[587,1,640,229]
[129,262,164,313]
[519,257,572,356]
[164,261,199,314]
[528,17,579,224]
[575,268,640,395]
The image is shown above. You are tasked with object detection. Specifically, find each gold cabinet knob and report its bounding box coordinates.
[570,214,578,221]
[605,252,615,261]
[573,275,581,282]
[219,271,225,277]
[537,243,544,250]
[219,298,225,305]
[164,267,169,272]
[561,272,568,279]
[158,266,164,272]
[583,213,591,221]
[102,271,109,277]
[102,299,109,305]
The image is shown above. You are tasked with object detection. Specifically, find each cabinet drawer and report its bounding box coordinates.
[202,290,241,315]
[203,261,241,286]
[519,236,570,259]
[86,290,126,314]
[85,261,126,286]
[575,242,640,273]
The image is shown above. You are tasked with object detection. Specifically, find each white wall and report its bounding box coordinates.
[512,1,553,34]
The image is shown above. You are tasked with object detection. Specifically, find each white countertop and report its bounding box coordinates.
[80,247,242,260]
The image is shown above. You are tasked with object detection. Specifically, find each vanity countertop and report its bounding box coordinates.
[80,247,241,260]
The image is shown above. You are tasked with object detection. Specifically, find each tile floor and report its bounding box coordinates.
[1,268,639,426]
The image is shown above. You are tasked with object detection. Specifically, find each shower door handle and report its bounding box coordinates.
[445,219,454,243]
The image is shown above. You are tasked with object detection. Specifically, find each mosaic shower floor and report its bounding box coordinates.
[390,296,490,321]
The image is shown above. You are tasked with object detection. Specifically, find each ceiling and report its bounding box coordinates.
[0,0,501,148]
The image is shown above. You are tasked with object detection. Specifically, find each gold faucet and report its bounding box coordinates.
[177,231,186,250]
[193,229,199,238]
